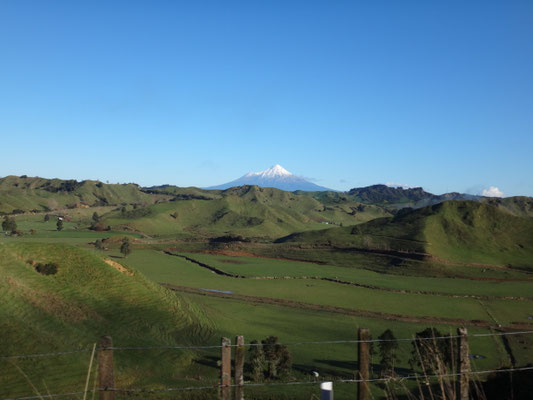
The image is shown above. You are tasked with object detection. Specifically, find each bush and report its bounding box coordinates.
[2,216,17,233]
[247,336,292,381]
[35,262,58,275]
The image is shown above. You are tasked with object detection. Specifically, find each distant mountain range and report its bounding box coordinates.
[206,164,332,192]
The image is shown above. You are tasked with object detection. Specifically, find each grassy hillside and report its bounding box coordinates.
[480,196,533,218]
[277,201,533,268]
[0,242,213,399]
[0,175,169,214]
[102,185,391,239]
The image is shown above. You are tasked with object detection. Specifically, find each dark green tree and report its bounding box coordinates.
[262,336,281,379]
[92,212,100,223]
[44,214,50,222]
[56,219,63,231]
[378,329,398,377]
[120,237,131,257]
[247,337,292,381]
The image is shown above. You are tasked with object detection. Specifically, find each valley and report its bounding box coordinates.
[1,176,532,399]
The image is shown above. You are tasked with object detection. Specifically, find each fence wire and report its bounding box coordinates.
[3,366,533,400]
[2,330,532,360]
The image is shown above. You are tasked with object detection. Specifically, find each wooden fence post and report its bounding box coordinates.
[234,336,245,400]
[456,327,470,400]
[221,337,231,400]
[97,336,114,400]
[358,328,370,400]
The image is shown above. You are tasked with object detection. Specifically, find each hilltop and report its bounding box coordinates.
[0,175,169,214]
[101,185,390,239]
[277,200,533,268]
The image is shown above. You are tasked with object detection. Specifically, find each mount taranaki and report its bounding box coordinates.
[206,165,332,192]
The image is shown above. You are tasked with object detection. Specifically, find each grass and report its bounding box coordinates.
[277,201,533,269]
[120,250,530,324]
[101,185,391,239]
[0,242,214,399]
[2,187,531,399]
[0,176,169,214]
[178,252,533,298]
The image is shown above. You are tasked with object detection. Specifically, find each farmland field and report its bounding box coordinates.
[1,188,532,399]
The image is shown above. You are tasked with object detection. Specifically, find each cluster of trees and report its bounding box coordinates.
[241,328,455,383]
[247,336,292,381]
[373,328,455,378]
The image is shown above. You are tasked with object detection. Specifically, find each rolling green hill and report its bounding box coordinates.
[277,200,533,268]
[0,175,169,214]
[480,196,533,218]
[0,242,213,398]
[102,185,391,239]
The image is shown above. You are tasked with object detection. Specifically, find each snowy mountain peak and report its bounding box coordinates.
[207,164,332,192]
[244,164,292,178]
[260,164,292,178]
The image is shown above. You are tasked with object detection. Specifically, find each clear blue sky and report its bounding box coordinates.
[1,0,532,196]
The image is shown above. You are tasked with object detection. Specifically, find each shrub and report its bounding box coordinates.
[120,237,132,257]
[247,336,292,381]
[35,262,58,275]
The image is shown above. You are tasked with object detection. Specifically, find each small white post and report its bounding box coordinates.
[321,381,333,400]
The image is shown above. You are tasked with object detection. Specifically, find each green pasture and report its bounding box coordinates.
[180,252,533,299]
[120,250,529,324]
[174,292,510,399]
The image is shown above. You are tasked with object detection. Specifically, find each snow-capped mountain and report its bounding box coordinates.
[207,164,332,191]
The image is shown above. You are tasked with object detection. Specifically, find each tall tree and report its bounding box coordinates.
[92,212,100,223]
[378,329,398,377]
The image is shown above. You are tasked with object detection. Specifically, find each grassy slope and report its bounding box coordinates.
[278,201,533,268]
[0,175,168,213]
[0,242,213,398]
[103,186,391,239]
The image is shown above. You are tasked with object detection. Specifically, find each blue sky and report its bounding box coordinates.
[1,1,532,196]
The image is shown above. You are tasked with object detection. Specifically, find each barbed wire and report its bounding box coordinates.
[2,330,532,360]
[3,366,533,400]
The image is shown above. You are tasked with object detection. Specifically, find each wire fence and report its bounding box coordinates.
[2,330,533,400]
[2,330,533,360]
[3,366,533,400]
